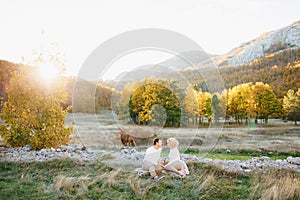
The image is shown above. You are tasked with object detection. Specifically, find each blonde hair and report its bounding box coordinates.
[167,137,179,149]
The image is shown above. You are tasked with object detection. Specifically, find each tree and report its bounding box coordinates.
[204,96,213,124]
[212,93,222,124]
[182,87,199,125]
[219,90,229,123]
[252,82,282,125]
[227,83,253,124]
[198,91,212,125]
[129,80,181,127]
[0,66,73,149]
[283,88,300,125]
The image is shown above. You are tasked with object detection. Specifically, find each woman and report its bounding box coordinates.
[164,137,189,177]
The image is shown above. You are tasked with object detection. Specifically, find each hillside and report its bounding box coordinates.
[112,50,213,84]
[217,21,300,66]
[219,48,300,98]
[0,60,22,103]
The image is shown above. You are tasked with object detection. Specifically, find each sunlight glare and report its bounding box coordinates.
[38,61,59,82]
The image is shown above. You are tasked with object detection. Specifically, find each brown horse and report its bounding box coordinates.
[120,130,136,147]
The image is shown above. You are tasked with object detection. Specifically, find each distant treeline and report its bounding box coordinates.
[117,78,299,127]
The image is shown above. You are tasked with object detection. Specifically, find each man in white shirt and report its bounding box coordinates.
[141,138,164,180]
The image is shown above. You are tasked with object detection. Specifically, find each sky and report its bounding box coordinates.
[1,0,300,80]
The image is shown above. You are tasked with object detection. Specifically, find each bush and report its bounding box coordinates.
[0,67,73,149]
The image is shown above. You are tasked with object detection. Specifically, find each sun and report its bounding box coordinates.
[38,61,59,82]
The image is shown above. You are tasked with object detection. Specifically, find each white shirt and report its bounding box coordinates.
[144,146,162,165]
[169,148,180,163]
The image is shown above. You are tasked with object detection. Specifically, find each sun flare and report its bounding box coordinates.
[38,62,59,82]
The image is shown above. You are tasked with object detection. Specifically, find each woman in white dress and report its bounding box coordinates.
[164,137,189,177]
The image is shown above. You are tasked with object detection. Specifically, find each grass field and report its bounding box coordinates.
[1,159,300,200]
[1,112,300,199]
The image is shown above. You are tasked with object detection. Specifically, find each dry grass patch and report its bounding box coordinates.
[53,175,89,198]
[250,169,300,200]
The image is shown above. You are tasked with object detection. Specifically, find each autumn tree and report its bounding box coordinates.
[227,83,253,124]
[252,82,282,125]
[129,80,181,127]
[182,87,199,125]
[283,88,300,125]
[198,90,212,125]
[0,66,73,149]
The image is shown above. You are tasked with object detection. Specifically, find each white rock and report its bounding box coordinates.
[290,157,300,165]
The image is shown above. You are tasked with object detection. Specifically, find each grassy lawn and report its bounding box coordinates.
[1,159,300,199]
[184,148,300,160]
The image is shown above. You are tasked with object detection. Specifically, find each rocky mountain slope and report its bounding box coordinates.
[218,21,300,66]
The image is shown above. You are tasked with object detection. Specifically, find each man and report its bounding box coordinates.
[141,138,165,180]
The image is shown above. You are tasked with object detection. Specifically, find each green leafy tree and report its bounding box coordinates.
[205,97,213,124]
[212,93,223,124]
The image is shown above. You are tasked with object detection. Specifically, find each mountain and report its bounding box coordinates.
[114,64,172,82]
[110,21,300,87]
[159,50,213,70]
[218,21,300,66]
[113,50,213,85]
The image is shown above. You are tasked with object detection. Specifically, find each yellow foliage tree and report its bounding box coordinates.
[0,66,73,149]
[129,79,181,127]
[182,87,199,125]
[227,83,253,124]
[252,82,282,124]
[198,90,212,125]
[283,88,300,125]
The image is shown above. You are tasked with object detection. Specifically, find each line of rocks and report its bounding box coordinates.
[0,144,106,162]
[180,154,300,173]
[1,145,300,173]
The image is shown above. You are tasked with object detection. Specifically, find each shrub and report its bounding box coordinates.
[0,67,73,149]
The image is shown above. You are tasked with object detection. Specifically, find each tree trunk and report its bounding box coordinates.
[265,118,268,125]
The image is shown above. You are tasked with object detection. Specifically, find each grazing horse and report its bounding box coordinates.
[120,130,136,147]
